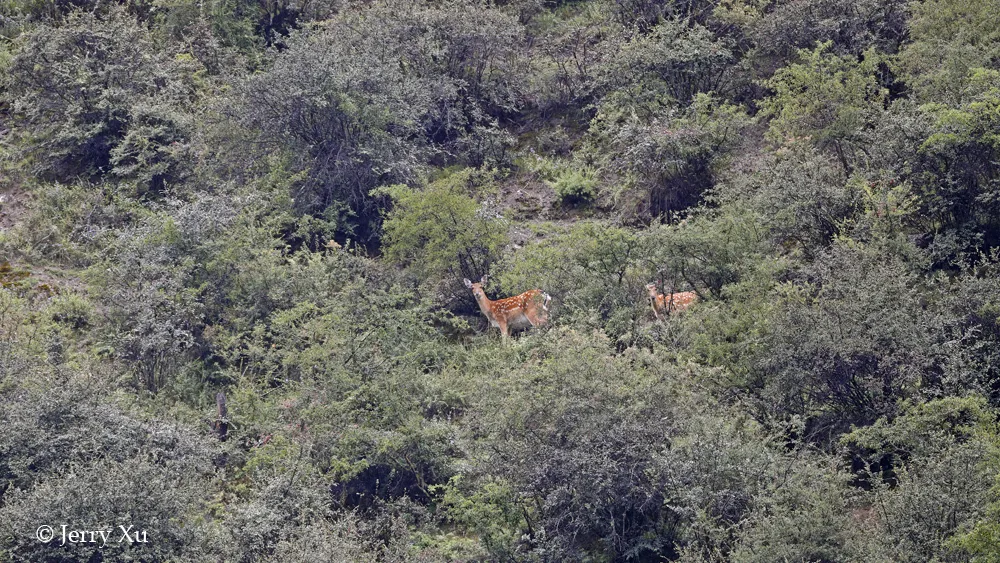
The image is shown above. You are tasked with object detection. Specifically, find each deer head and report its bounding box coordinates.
[463,275,489,303]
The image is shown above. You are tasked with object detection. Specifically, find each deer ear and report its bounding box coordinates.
[463,278,473,288]
[481,274,489,285]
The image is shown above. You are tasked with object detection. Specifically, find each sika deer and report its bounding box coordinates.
[464,275,551,341]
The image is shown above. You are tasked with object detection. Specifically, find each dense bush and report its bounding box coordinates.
[93,214,206,392]
[844,397,999,561]
[441,328,870,561]
[226,0,525,240]
[711,145,857,257]
[590,93,751,220]
[898,0,1000,104]
[760,42,889,175]
[4,8,200,191]
[705,241,979,441]
[596,19,736,107]
[546,164,599,205]
[746,0,910,66]
[642,203,770,297]
[0,374,218,561]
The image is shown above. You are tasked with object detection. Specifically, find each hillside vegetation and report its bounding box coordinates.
[4,0,1000,560]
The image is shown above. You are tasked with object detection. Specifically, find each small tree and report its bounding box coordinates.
[760,42,889,174]
[379,168,508,284]
[225,0,525,240]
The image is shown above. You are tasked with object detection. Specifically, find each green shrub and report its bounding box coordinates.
[0,375,218,561]
[899,0,1000,105]
[547,165,599,205]
[844,397,999,562]
[48,293,93,330]
[443,328,859,561]
[710,241,970,440]
[91,212,205,392]
[642,203,772,298]
[709,144,858,258]
[0,286,50,380]
[595,19,735,106]
[727,458,864,563]
[0,183,136,267]
[760,42,888,174]
[379,168,509,286]
[745,0,908,64]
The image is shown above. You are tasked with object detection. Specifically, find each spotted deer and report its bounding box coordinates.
[646,283,698,320]
[464,275,551,341]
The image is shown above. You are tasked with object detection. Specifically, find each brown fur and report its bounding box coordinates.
[464,275,551,341]
[646,283,698,319]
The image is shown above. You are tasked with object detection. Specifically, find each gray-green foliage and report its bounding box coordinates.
[3,457,211,562]
[4,7,200,191]
[442,328,862,561]
[718,242,974,439]
[94,214,205,392]
[898,0,1000,105]
[228,0,525,237]
[725,457,863,562]
[746,0,909,62]
[268,513,416,563]
[643,205,770,298]
[0,365,424,562]
[0,375,217,561]
[596,19,734,106]
[606,0,718,32]
[760,42,888,174]
[525,1,609,110]
[0,286,50,380]
[844,397,999,562]
[0,182,136,266]
[590,93,750,219]
[711,145,858,257]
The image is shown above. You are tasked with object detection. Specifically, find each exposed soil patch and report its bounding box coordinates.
[499,173,557,222]
[0,178,31,231]
[0,260,87,296]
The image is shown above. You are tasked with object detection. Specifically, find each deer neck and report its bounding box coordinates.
[474,292,497,319]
